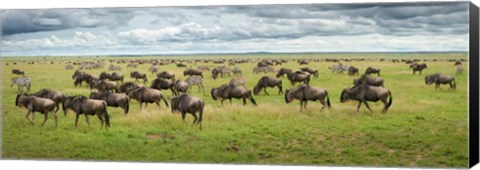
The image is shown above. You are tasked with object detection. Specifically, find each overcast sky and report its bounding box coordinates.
[0,1,469,56]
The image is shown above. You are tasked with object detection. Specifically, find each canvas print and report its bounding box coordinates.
[0,1,472,168]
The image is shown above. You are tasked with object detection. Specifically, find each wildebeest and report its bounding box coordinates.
[253,76,283,95]
[32,88,65,113]
[63,95,110,129]
[127,87,169,109]
[253,66,275,74]
[184,68,203,78]
[116,82,141,93]
[110,72,124,83]
[340,84,392,113]
[410,63,427,75]
[353,74,384,87]
[156,71,176,80]
[348,66,359,76]
[150,78,176,95]
[171,94,205,130]
[211,84,257,106]
[284,84,331,112]
[174,80,189,95]
[276,68,293,78]
[148,65,158,73]
[12,69,25,76]
[72,70,97,87]
[454,60,462,66]
[425,73,456,90]
[65,65,75,70]
[232,67,242,75]
[177,63,187,68]
[91,80,117,92]
[287,71,311,85]
[16,94,58,127]
[99,72,112,80]
[211,66,232,79]
[130,71,148,84]
[90,91,129,114]
[300,67,318,78]
[365,67,381,76]
[185,76,205,92]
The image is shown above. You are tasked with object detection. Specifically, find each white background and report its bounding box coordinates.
[0,0,479,170]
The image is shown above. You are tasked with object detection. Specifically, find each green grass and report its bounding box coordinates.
[1,53,469,168]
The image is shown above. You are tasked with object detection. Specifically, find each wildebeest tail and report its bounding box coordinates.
[198,101,205,130]
[103,102,110,128]
[453,78,457,90]
[326,91,331,108]
[387,90,393,108]
[161,95,169,108]
[249,90,257,106]
[125,95,130,114]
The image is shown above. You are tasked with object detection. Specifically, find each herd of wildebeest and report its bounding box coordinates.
[7,57,465,130]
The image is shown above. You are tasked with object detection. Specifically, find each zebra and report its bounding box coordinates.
[186,76,204,92]
[11,77,31,94]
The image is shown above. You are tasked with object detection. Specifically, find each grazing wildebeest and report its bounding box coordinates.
[156,71,176,80]
[287,71,311,85]
[276,68,293,78]
[150,78,176,95]
[300,67,318,78]
[91,80,117,92]
[253,76,283,95]
[130,71,148,83]
[348,66,360,76]
[174,80,189,95]
[177,63,187,68]
[110,72,124,83]
[185,76,205,92]
[456,66,464,75]
[410,63,427,75]
[116,82,141,93]
[211,84,257,106]
[340,84,392,113]
[63,95,110,129]
[16,94,58,127]
[365,67,381,76]
[90,91,129,114]
[425,73,456,90]
[353,74,384,87]
[99,72,112,80]
[72,70,97,87]
[284,84,331,112]
[211,68,220,79]
[12,69,25,76]
[32,88,64,113]
[11,77,31,94]
[171,94,205,130]
[184,68,203,78]
[127,87,169,109]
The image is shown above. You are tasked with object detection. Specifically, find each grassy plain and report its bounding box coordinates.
[1,53,469,168]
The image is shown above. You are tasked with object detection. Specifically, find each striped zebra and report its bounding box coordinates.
[10,77,31,94]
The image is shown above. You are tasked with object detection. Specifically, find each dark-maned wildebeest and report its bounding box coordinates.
[32,88,64,113]
[99,72,111,80]
[12,69,25,76]
[348,66,359,76]
[16,94,58,127]
[287,71,311,85]
[284,84,331,112]
[276,68,293,78]
[253,76,283,95]
[211,84,257,106]
[186,76,204,92]
[300,67,319,78]
[177,63,187,68]
[150,78,176,95]
[156,71,176,80]
[174,80,189,95]
[410,63,427,75]
[365,67,381,76]
[116,82,141,93]
[425,73,456,90]
[340,84,392,113]
[183,68,203,78]
[353,74,384,87]
[130,71,148,84]
[63,95,110,129]
[90,91,129,114]
[127,87,169,109]
[110,72,124,83]
[171,94,205,130]
[211,68,220,79]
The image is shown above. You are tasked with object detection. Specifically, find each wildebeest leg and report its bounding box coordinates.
[84,114,91,128]
[52,112,58,128]
[435,83,440,90]
[191,113,198,124]
[139,102,143,109]
[41,113,48,127]
[303,101,308,110]
[181,112,187,125]
[363,101,373,113]
[381,99,388,113]
[319,99,326,112]
[75,114,80,128]
[264,87,270,95]
[220,99,226,106]
[356,101,363,112]
[299,101,303,112]
[96,114,104,128]
[243,98,247,105]
[25,110,34,125]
